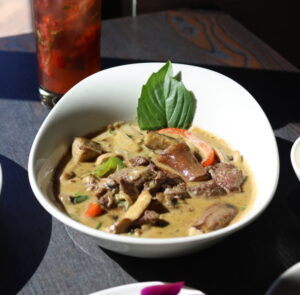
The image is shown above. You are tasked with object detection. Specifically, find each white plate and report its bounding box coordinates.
[266,262,300,295]
[90,282,205,295]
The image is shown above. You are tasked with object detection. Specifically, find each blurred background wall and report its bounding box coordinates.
[0,0,32,37]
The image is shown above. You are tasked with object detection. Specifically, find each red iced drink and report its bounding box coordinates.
[33,0,101,105]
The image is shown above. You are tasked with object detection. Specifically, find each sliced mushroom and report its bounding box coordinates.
[108,190,152,234]
[157,143,208,181]
[193,202,238,233]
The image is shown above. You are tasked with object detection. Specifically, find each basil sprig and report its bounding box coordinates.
[137,61,196,130]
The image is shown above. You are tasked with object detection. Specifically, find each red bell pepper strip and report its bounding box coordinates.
[158,128,216,167]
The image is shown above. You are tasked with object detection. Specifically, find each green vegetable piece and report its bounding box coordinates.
[129,228,135,234]
[124,201,130,211]
[70,194,89,204]
[117,200,124,208]
[137,61,196,130]
[96,222,103,229]
[94,157,125,177]
[117,200,130,210]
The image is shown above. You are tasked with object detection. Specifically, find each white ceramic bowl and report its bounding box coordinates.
[28,63,279,258]
[291,137,300,181]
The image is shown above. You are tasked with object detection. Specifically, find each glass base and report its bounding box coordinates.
[39,87,62,108]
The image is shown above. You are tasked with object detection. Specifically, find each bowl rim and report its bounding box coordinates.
[28,62,280,246]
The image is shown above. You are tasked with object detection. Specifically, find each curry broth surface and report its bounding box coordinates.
[57,122,256,238]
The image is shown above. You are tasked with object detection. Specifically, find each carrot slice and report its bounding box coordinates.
[158,128,215,167]
[85,203,102,217]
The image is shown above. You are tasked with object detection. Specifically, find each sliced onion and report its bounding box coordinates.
[141,281,185,295]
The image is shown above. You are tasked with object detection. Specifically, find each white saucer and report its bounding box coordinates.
[266,262,300,295]
[89,281,205,295]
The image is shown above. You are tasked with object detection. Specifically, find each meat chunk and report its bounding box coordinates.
[72,137,102,162]
[99,191,115,209]
[135,210,160,226]
[153,169,183,187]
[84,175,101,192]
[187,180,226,198]
[157,143,208,181]
[144,131,178,150]
[109,166,154,198]
[155,183,188,208]
[83,175,118,197]
[144,168,184,194]
[129,156,150,167]
[193,202,238,232]
[164,183,188,199]
[109,163,185,197]
[110,166,153,185]
[155,192,176,208]
[209,163,246,192]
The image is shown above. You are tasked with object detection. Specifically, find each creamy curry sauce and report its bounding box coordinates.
[56,122,255,238]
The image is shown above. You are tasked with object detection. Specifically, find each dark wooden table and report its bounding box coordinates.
[0,10,300,295]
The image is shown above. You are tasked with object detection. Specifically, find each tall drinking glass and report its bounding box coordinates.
[32,0,101,107]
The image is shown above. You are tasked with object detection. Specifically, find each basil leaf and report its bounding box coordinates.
[70,194,89,204]
[165,79,196,129]
[137,61,172,130]
[94,157,125,177]
[137,61,196,130]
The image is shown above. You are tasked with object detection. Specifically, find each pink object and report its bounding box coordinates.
[141,282,185,295]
